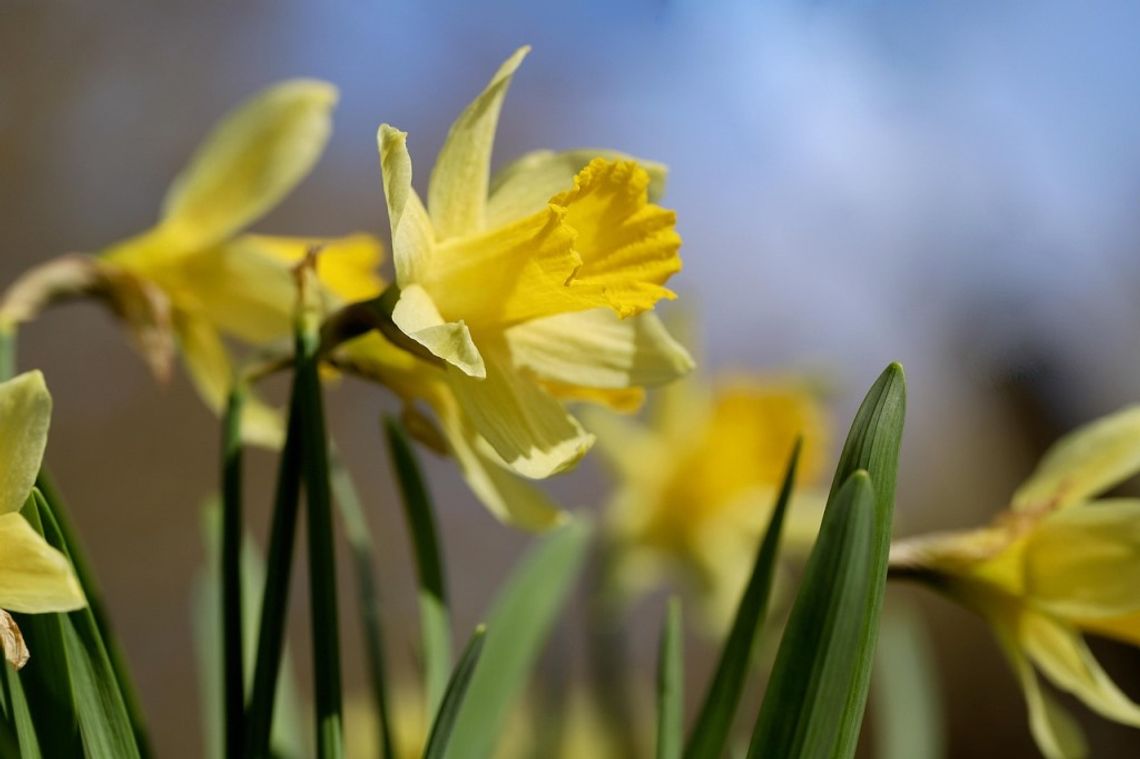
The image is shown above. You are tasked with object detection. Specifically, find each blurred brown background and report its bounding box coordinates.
[4,1,1140,756]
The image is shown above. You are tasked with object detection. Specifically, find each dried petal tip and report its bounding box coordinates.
[0,610,29,669]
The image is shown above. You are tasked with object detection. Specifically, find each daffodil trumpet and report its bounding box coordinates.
[889,405,1140,759]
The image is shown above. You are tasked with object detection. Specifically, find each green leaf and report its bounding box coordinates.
[872,602,945,759]
[684,441,801,759]
[295,313,344,759]
[23,490,142,759]
[192,501,306,759]
[244,382,306,758]
[2,662,42,759]
[328,450,396,759]
[748,471,879,758]
[220,385,246,759]
[383,417,451,717]
[423,625,487,759]
[445,518,592,759]
[34,473,152,757]
[656,597,683,759]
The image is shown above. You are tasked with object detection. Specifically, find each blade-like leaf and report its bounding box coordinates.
[383,417,451,716]
[423,626,487,759]
[748,471,879,758]
[34,473,151,756]
[825,362,906,754]
[873,602,945,759]
[2,662,42,759]
[220,385,245,759]
[445,518,592,759]
[296,311,344,759]
[328,450,396,759]
[244,383,305,758]
[684,441,801,758]
[192,501,307,759]
[656,597,683,759]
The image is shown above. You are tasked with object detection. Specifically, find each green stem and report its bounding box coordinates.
[243,386,304,758]
[296,317,344,759]
[220,386,246,759]
[0,323,15,381]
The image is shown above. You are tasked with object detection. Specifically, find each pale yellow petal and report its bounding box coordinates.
[551,158,683,318]
[995,621,1088,759]
[541,382,646,414]
[176,315,284,448]
[1013,405,1140,512]
[0,513,84,613]
[149,80,336,259]
[1020,610,1140,727]
[0,371,51,515]
[446,345,593,479]
[428,47,529,239]
[238,233,385,304]
[504,309,693,389]
[581,406,667,484]
[1024,499,1140,620]
[378,125,436,286]
[486,148,668,228]
[435,394,564,531]
[390,285,485,378]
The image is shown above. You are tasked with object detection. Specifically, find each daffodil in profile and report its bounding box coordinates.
[0,371,86,667]
[890,406,1140,759]
[587,374,830,625]
[0,80,383,446]
[370,46,692,513]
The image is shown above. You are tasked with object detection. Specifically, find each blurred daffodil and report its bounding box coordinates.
[587,374,830,626]
[370,46,692,511]
[890,406,1140,759]
[0,371,86,667]
[0,80,383,447]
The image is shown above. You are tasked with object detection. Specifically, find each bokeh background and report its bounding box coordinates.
[5,1,1140,756]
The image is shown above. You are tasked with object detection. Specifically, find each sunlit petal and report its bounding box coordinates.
[0,371,51,515]
[0,512,84,613]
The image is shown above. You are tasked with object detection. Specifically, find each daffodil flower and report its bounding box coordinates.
[0,80,384,447]
[586,374,830,626]
[890,406,1140,759]
[371,46,692,507]
[0,371,86,667]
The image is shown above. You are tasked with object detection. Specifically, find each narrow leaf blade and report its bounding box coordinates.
[656,597,683,759]
[423,626,487,759]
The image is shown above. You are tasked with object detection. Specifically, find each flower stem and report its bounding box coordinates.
[220,385,246,759]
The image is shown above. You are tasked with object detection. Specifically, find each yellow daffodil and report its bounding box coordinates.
[0,371,86,667]
[890,405,1140,759]
[0,80,383,447]
[370,46,692,519]
[587,374,830,626]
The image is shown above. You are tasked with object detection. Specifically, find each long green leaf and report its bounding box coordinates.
[423,626,487,759]
[445,518,592,759]
[220,385,245,759]
[329,451,396,759]
[296,311,344,759]
[684,441,801,758]
[825,362,906,754]
[2,662,42,759]
[748,470,879,758]
[34,473,151,756]
[383,417,451,717]
[31,490,141,759]
[244,381,305,758]
[656,597,683,759]
[193,501,307,759]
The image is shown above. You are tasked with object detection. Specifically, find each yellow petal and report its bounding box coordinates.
[427,47,529,239]
[149,80,337,260]
[377,125,436,286]
[1013,405,1140,512]
[487,148,668,228]
[239,233,386,304]
[390,285,485,378]
[446,345,593,479]
[435,393,564,530]
[176,315,284,448]
[541,382,646,414]
[551,158,683,318]
[1020,610,1140,727]
[0,513,85,613]
[994,620,1088,759]
[504,309,693,389]
[0,371,51,515]
[1023,499,1140,619]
